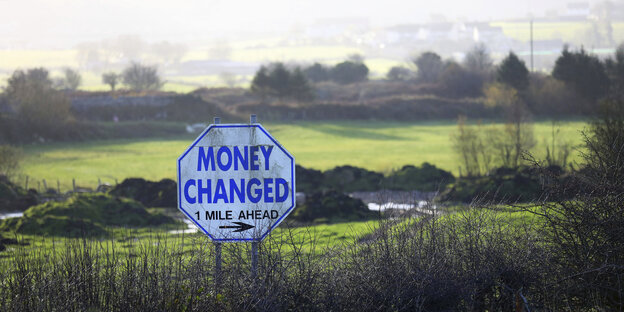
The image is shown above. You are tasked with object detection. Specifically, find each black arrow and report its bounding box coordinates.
[219,222,255,233]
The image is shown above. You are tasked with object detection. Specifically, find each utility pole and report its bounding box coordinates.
[530,19,534,72]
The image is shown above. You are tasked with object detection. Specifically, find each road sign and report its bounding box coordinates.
[177,123,295,242]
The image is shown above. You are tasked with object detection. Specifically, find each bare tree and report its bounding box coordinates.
[0,145,22,178]
[544,121,571,168]
[483,83,536,167]
[451,116,490,177]
[63,68,81,91]
[412,51,443,83]
[5,68,72,132]
[5,68,52,98]
[463,43,493,74]
[532,99,624,310]
[122,63,162,91]
[102,72,121,92]
[506,101,536,168]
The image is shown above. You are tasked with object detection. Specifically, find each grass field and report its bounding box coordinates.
[493,21,624,44]
[1,205,538,261]
[0,218,380,260]
[17,120,588,191]
[0,202,554,310]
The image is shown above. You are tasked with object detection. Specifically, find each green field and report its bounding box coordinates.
[493,21,624,44]
[0,217,380,260]
[17,120,587,191]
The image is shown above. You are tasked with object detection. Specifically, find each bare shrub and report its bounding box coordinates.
[544,121,571,168]
[0,145,21,178]
[122,63,163,91]
[528,99,624,309]
[451,116,491,177]
[0,205,551,311]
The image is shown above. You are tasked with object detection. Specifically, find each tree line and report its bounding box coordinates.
[449,43,624,177]
[250,55,369,101]
[249,43,624,118]
[0,63,165,142]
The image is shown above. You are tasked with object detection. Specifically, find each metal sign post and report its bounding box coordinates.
[251,241,258,279]
[177,114,296,284]
[213,117,222,290]
[249,114,258,279]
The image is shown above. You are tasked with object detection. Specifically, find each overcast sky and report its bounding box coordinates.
[0,0,592,48]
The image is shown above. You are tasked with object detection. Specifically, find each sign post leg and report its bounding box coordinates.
[250,115,259,279]
[251,241,258,279]
[214,242,222,292]
[212,116,222,293]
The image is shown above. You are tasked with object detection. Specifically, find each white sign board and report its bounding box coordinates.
[177,124,295,242]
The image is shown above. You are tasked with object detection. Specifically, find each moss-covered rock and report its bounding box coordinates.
[0,176,38,212]
[0,181,17,202]
[296,163,454,194]
[295,165,324,193]
[383,162,455,192]
[1,215,107,237]
[322,166,383,192]
[109,178,176,208]
[292,189,376,223]
[0,193,177,237]
[439,167,543,203]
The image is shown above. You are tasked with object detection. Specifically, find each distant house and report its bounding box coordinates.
[386,22,508,45]
[386,23,460,43]
[385,24,422,43]
[564,2,590,19]
[467,23,504,42]
[305,17,371,40]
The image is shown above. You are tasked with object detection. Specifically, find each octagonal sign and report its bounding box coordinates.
[177,123,295,242]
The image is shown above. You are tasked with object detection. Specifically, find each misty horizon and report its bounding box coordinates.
[0,0,597,49]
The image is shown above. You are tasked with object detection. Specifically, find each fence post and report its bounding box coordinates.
[25,176,29,190]
[72,178,76,192]
[42,179,47,192]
